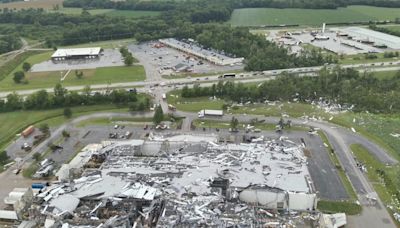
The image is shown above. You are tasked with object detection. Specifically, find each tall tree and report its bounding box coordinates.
[22,62,31,72]
[13,71,25,83]
[153,105,164,125]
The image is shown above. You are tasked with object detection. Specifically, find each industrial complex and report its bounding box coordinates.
[269,25,400,55]
[0,132,345,227]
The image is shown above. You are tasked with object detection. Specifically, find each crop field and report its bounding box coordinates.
[0,0,62,10]
[229,5,400,26]
[54,7,161,18]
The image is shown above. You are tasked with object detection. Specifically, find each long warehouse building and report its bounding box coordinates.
[51,47,102,61]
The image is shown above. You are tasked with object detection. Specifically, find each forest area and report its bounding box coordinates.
[0,0,398,69]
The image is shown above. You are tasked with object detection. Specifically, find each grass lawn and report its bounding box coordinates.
[0,0,63,10]
[229,5,400,26]
[332,113,400,161]
[0,104,131,151]
[61,38,136,49]
[55,8,114,15]
[350,144,400,222]
[105,10,161,18]
[76,116,154,127]
[230,102,321,118]
[169,88,400,161]
[0,65,146,91]
[317,200,362,215]
[52,7,160,18]
[339,52,399,65]
[167,90,225,112]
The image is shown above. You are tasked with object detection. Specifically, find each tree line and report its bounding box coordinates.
[0,83,150,113]
[181,68,400,114]
[0,9,336,71]
[369,24,400,38]
[62,0,400,11]
[0,34,22,54]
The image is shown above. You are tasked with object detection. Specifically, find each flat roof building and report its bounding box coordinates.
[159,38,244,66]
[51,47,102,61]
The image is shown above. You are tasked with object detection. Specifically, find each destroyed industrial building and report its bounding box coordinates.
[15,133,341,227]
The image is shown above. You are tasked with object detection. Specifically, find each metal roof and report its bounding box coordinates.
[51,47,101,58]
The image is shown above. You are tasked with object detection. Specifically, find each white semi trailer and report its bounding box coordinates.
[198,109,224,118]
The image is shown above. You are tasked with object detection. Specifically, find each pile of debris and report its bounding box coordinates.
[27,136,323,227]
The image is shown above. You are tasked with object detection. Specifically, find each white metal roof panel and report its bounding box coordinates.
[52,47,101,58]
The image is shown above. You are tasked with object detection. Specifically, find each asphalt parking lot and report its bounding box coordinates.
[31,49,125,72]
[128,42,244,79]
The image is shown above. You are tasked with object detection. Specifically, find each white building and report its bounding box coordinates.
[51,47,102,61]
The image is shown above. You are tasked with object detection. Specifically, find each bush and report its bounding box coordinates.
[32,152,41,162]
[13,71,25,83]
[38,123,50,135]
[0,151,10,165]
[22,62,31,72]
[63,107,72,118]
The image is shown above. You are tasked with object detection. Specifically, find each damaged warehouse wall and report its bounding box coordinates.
[16,133,331,227]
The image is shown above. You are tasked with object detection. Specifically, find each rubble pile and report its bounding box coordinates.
[27,136,321,227]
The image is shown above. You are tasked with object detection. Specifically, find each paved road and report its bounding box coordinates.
[1,61,400,98]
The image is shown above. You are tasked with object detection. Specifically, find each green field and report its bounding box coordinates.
[0,51,146,90]
[0,65,146,90]
[76,116,154,127]
[167,90,225,112]
[0,0,63,10]
[61,38,136,49]
[229,5,400,26]
[53,8,161,18]
[0,105,130,151]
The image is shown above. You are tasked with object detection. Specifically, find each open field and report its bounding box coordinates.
[167,90,225,112]
[0,105,130,151]
[0,0,62,10]
[229,6,400,26]
[61,38,136,49]
[53,7,161,18]
[0,51,146,90]
[76,116,154,127]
